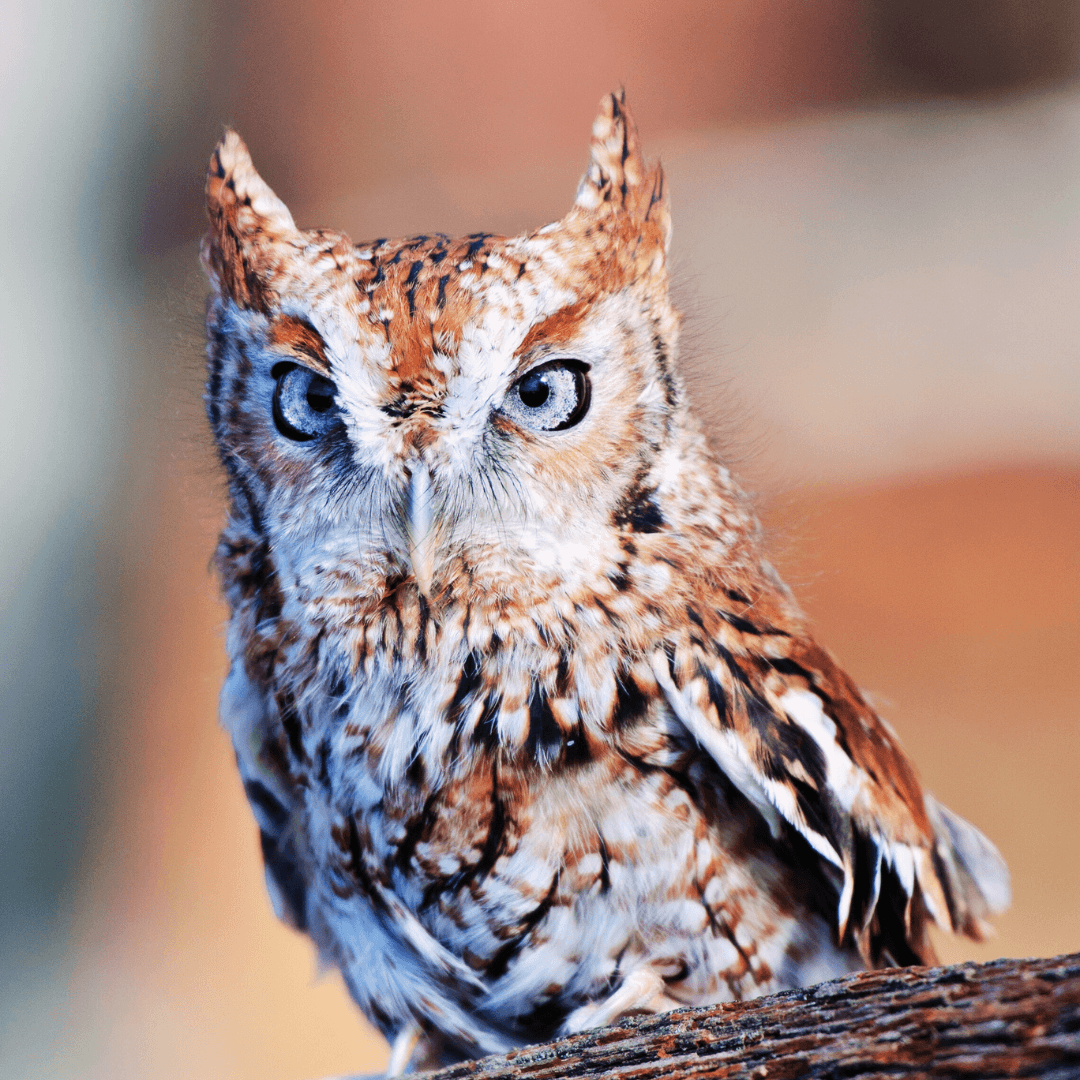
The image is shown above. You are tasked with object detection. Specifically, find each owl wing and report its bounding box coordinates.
[220,657,312,932]
[649,604,1009,964]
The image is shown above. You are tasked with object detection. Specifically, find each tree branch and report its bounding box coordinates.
[425,952,1080,1079]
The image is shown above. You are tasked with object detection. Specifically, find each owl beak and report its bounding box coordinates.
[405,463,436,598]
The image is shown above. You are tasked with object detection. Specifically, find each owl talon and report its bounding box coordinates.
[561,968,681,1035]
[386,1022,422,1076]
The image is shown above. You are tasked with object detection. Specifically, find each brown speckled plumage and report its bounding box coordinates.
[201,93,1009,1072]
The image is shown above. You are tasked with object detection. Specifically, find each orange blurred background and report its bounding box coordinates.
[1,3,1077,1078]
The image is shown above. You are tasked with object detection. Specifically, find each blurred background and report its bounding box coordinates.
[1,2,1077,1077]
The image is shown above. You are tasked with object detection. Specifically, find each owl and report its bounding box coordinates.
[201,92,1009,1073]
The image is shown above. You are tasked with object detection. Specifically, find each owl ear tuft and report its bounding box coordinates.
[574,91,671,252]
[202,130,297,312]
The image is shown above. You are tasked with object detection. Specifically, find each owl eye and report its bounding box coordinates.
[271,363,340,442]
[501,360,591,432]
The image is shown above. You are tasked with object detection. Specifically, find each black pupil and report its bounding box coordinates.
[519,372,550,408]
[306,378,334,413]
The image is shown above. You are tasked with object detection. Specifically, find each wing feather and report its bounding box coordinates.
[652,610,1007,963]
[926,793,1011,939]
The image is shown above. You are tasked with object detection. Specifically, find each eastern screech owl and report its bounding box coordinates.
[201,93,1009,1072]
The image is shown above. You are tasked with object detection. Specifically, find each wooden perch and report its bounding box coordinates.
[422,952,1080,1080]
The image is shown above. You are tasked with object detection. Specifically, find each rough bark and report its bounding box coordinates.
[425,952,1080,1080]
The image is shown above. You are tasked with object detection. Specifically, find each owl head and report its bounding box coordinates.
[203,93,703,620]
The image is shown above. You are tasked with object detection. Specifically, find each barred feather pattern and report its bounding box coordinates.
[201,92,1009,1067]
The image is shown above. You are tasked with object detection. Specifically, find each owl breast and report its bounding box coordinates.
[235,615,858,1054]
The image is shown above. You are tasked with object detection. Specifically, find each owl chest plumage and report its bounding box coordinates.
[226,560,855,1051]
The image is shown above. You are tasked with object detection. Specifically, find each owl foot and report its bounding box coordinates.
[385,1022,422,1076]
[561,968,682,1035]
